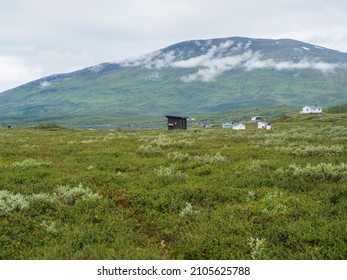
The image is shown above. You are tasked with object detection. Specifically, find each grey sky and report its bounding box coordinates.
[1,0,347,92]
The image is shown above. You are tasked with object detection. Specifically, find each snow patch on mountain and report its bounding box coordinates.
[121,39,345,82]
[89,64,104,73]
[40,81,52,89]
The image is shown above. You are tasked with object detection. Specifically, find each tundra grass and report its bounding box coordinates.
[0,117,347,259]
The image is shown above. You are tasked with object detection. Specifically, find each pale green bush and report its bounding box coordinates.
[154,165,182,177]
[137,144,161,156]
[167,152,226,164]
[10,158,51,169]
[153,134,194,148]
[167,152,190,162]
[179,202,199,217]
[56,184,102,205]
[290,145,344,156]
[245,160,270,173]
[40,220,58,234]
[1,184,102,215]
[0,190,29,215]
[248,237,266,260]
[193,153,226,164]
[30,193,57,203]
[276,163,347,181]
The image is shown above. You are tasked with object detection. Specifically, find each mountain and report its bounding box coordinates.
[1,36,347,127]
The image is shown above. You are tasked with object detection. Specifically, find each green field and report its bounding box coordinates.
[1,114,347,259]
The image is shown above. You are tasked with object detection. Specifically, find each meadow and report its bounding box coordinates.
[0,114,346,260]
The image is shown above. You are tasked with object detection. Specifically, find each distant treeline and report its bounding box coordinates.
[327,104,347,114]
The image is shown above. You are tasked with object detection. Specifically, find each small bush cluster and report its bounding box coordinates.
[153,134,194,148]
[56,184,102,205]
[40,220,58,234]
[167,152,225,164]
[248,237,266,260]
[278,145,344,156]
[245,160,271,173]
[0,184,101,215]
[276,163,347,182]
[0,190,29,215]
[167,152,190,162]
[154,165,183,177]
[10,158,51,169]
[137,144,162,156]
[179,202,199,217]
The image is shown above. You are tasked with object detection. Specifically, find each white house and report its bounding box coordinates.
[251,116,262,121]
[300,105,322,114]
[222,121,246,130]
[232,123,246,130]
[258,122,272,129]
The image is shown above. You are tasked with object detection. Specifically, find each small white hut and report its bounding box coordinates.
[300,105,322,114]
[258,122,272,129]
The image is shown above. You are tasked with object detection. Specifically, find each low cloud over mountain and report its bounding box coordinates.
[122,38,346,82]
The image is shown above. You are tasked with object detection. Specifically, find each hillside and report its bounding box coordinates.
[1,37,347,127]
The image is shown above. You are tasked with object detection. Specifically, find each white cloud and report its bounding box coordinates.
[0,56,43,91]
[123,39,344,82]
[179,51,255,82]
[244,56,341,72]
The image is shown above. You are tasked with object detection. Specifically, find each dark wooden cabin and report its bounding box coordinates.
[166,115,188,130]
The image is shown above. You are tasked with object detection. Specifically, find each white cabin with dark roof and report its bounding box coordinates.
[300,105,322,114]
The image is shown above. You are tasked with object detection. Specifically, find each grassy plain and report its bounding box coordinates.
[1,114,347,259]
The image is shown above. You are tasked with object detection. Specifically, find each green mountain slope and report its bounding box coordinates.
[1,37,347,127]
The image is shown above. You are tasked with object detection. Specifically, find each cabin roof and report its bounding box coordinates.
[165,115,189,119]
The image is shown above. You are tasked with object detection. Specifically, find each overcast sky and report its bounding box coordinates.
[1,0,347,92]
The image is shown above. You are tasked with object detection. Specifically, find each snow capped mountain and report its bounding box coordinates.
[1,36,347,127]
[120,37,347,82]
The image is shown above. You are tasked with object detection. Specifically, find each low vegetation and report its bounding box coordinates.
[0,114,346,259]
[327,103,347,114]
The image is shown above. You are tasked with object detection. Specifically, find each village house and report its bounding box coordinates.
[300,105,322,114]
[233,123,246,130]
[251,116,262,121]
[258,122,272,129]
[222,121,246,130]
